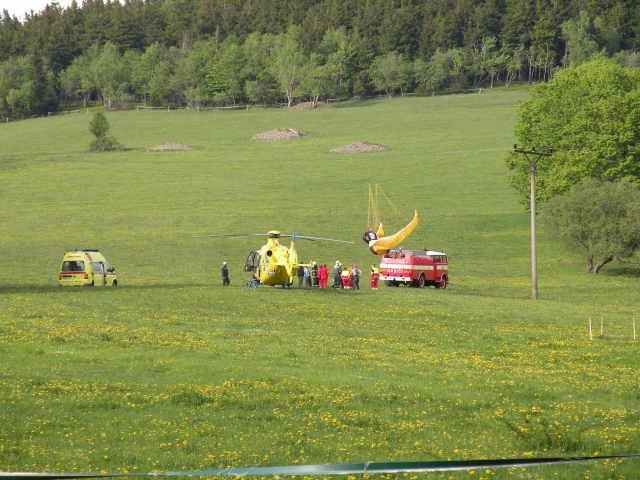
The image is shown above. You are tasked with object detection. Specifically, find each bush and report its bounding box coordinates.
[90,136,122,152]
[89,111,122,151]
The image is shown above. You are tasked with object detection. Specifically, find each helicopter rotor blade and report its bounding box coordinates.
[193,232,354,244]
[280,234,354,244]
[193,233,271,238]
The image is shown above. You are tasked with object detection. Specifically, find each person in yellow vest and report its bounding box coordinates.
[370,264,380,289]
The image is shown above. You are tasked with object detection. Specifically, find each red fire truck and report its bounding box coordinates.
[379,249,448,288]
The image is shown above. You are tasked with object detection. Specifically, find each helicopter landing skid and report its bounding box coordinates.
[245,278,261,289]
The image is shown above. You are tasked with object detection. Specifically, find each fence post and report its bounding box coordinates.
[600,318,604,337]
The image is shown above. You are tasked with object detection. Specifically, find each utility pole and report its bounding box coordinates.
[513,145,553,300]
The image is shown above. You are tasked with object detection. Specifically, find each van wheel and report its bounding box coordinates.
[416,274,426,288]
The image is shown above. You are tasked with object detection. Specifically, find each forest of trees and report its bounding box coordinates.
[1,0,639,119]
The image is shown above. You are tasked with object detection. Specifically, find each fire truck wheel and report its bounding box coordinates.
[438,276,448,289]
[416,274,426,288]
[385,280,398,287]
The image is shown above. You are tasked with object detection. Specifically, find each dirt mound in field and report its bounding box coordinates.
[330,141,387,153]
[148,143,193,152]
[251,128,305,141]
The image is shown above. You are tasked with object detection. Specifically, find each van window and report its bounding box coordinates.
[62,260,84,271]
[92,262,104,273]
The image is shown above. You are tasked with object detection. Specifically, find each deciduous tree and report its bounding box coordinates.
[414,48,462,95]
[542,179,640,273]
[205,39,244,105]
[562,11,599,66]
[269,26,306,107]
[94,42,128,109]
[507,58,640,202]
[370,51,412,97]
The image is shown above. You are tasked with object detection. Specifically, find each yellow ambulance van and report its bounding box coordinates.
[58,249,118,287]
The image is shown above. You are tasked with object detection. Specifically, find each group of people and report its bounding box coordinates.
[296,262,330,288]
[220,259,381,289]
[298,261,374,290]
[332,261,380,290]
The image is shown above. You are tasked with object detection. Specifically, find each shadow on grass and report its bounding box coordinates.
[602,264,640,277]
[89,146,137,153]
[329,97,385,109]
[0,283,211,294]
[0,282,385,295]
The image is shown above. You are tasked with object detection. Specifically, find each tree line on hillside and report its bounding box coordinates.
[1,0,639,118]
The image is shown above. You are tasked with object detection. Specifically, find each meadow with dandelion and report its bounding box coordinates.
[1,89,639,479]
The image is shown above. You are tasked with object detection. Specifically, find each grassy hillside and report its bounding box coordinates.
[1,90,639,479]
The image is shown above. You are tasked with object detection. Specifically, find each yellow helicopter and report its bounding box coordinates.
[204,230,353,287]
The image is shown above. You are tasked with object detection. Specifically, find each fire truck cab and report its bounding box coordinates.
[379,249,448,288]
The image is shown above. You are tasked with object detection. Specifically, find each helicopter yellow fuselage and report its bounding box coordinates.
[254,237,299,286]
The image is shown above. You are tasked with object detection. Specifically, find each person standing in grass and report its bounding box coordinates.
[352,264,361,290]
[303,265,310,288]
[311,261,319,287]
[318,264,328,288]
[221,261,230,286]
[333,260,343,288]
[297,264,305,288]
[370,264,379,289]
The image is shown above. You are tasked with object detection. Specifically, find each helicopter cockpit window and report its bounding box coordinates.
[244,251,261,272]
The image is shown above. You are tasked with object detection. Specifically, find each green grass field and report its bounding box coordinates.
[1,90,639,479]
